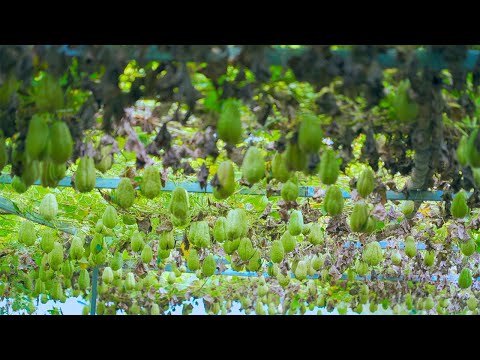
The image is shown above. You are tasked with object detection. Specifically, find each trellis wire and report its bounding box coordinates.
[0,175,452,201]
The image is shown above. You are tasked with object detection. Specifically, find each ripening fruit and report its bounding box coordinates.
[336,302,348,315]
[22,159,40,187]
[90,233,105,255]
[356,168,375,198]
[217,99,243,145]
[363,216,376,234]
[324,185,344,216]
[40,160,60,188]
[297,114,323,153]
[110,252,123,271]
[294,261,308,281]
[349,201,369,232]
[141,244,153,264]
[308,223,324,245]
[61,260,74,279]
[355,259,369,276]
[270,240,285,263]
[392,79,419,122]
[223,238,241,255]
[75,156,96,193]
[424,296,434,311]
[399,200,415,217]
[122,214,136,226]
[25,115,49,160]
[362,242,383,266]
[288,210,304,236]
[391,251,402,266]
[423,250,435,267]
[78,269,90,290]
[281,231,296,253]
[168,187,189,220]
[238,237,255,261]
[359,284,369,303]
[115,178,135,209]
[242,147,265,184]
[319,149,339,185]
[267,263,280,277]
[467,128,480,167]
[404,236,417,258]
[33,280,45,298]
[285,142,308,172]
[247,249,262,271]
[18,221,36,246]
[353,304,363,314]
[69,236,85,259]
[202,254,216,277]
[451,190,469,219]
[140,166,161,199]
[347,268,356,281]
[255,301,266,315]
[187,248,200,271]
[39,194,58,221]
[197,222,212,249]
[467,296,478,311]
[458,268,473,289]
[405,293,413,311]
[302,223,311,236]
[48,121,73,164]
[277,272,290,288]
[226,208,248,240]
[40,229,56,253]
[311,255,324,271]
[52,162,66,181]
[281,178,299,202]
[160,231,175,250]
[125,272,136,291]
[49,243,64,271]
[102,267,114,284]
[95,146,113,173]
[213,217,227,243]
[151,304,160,315]
[51,281,64,301]
[131,231,145,252]
[95,219,104,233]
[213,160,236,200]
[187,222,198,246]
[129,302,141,315]
[94,251,108,267]
[272,152,290,183]
[102,205,118,229]
[460,238,476,257]
[34,74,64,112]
[456,135,469,166]
[12,176,27,193]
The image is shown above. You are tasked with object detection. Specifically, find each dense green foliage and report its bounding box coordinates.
[0,45,479,315]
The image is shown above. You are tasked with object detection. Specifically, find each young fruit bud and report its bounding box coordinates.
[356,168,375,198]
[140,166,161,199]
[319,149,339,185]
[242,147,265,185]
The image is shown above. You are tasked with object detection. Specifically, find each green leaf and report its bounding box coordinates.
[204,90,220,112]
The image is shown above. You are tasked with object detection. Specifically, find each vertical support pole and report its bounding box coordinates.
[90,266,99,315]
